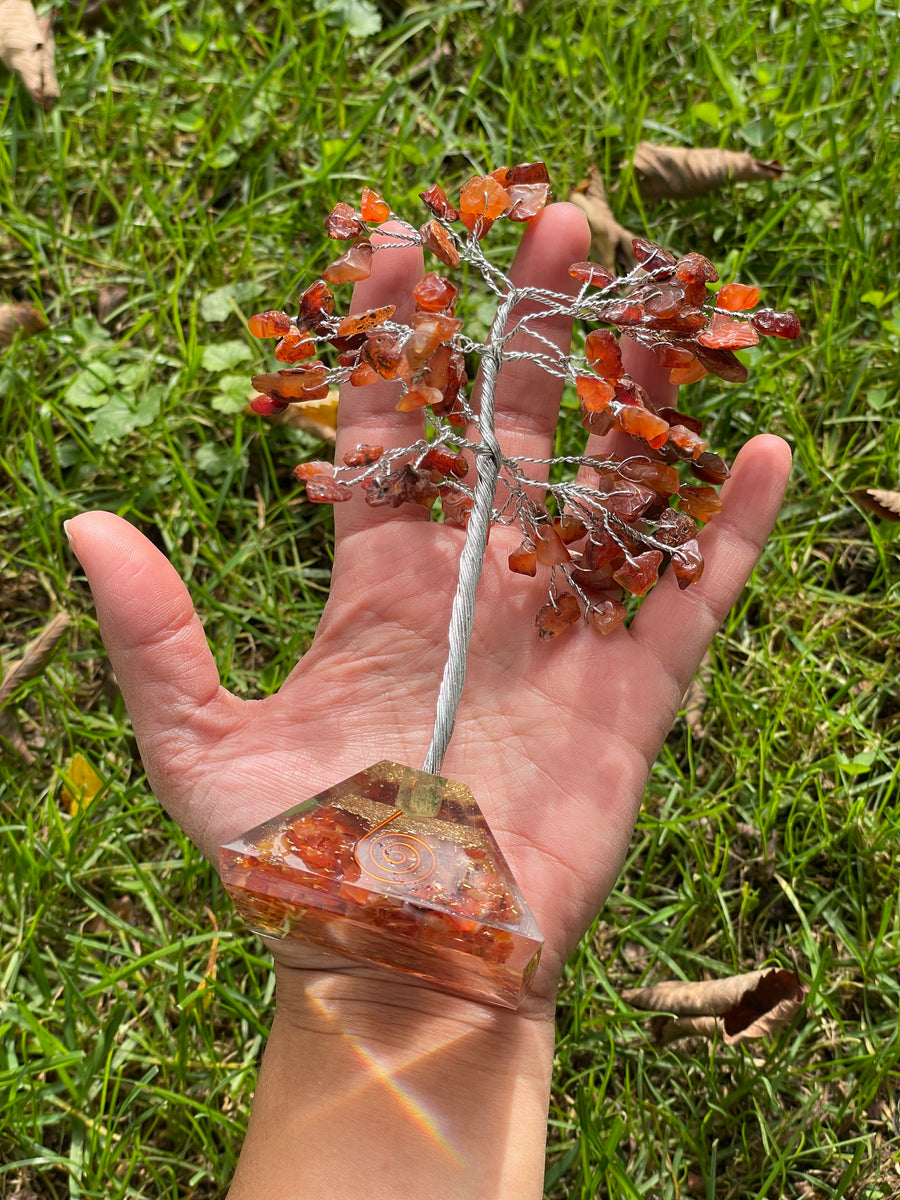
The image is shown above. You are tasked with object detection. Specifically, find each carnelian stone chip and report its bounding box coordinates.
[675,252,719,284]
[323,240,374,284]
[252,365,329,401]
[419,220,461,268]
[440,486,474,526]
[690,451,730,485]
[670,539,704,588]
[506,182,551,222]
[586,597,628,635]
[419,184,459,221]
[305,477,354,503]
[536,593,580,640]
[413,273,458,313]
[584,329,624,379]
[508,541,537,576]
[342,444,384,467]
[668,358,708,385]
[458,175,510,237]
[667,424,709,459]
[569,261,616,288]
[249,395,289,416]
[508,161,550,185]
[613,549,664,596]
[643,281,686,319]
[220,761,543,1008]
[695,344,748,383]
[349,362,381,388]
[534,523,571,566]
[297,280,335,328]
[678,485,723,522]
[576,374,615,413]
[361,188,391,222]
[249,310,293,339]
[717,282,760,312]
[325,203,367,240]
[750,308,801,339]
[601,298,644,326]
[361,332,409,381]
[405,315,463,371]
[632,238,677,274]
[614,405,670,448]
[293,460,333,481]
[275,328,316,363]
[336,305,396,338]
[396,385,443,411]
[553,515,587,544]
[698,314,759,351]
[619,458,680,495]
[420,445,468,478]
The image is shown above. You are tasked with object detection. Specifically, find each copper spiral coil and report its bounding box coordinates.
[355,828,436,884]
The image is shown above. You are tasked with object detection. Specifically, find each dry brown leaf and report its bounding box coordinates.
[567,168,637,272]
[0,301,46,346]
[851,488,900,522]
[631,141,784,201]
[0,612,70,764]
[0,0,59,109]
[622,966,807,1046]
[96,285,129,327]
[246,389,340,444]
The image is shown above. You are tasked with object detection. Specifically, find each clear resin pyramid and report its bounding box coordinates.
[220,761,542,1008]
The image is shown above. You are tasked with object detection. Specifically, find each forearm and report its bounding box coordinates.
[228,967,556,1200]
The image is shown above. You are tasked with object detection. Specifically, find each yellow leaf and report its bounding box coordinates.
[59,752,106,815]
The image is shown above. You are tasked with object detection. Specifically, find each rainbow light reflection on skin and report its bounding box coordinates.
[305,976,467,1167]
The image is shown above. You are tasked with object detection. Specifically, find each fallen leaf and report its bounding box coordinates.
[0,0,59,109]
[851,488,900,522]
[0,301,46,346]
[567,168,637,272]
[96,285,129,327]
[682,648,713,738]
[631,142,784,201]
[622,966,807,1046]
[246,388,340,444]
[0,612,70,709]
[59,751,107,815]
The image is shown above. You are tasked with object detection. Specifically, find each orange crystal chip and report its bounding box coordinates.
[678,484,723,522]
[584,328,624,379]
[569,261,616,288]
[614,405,670,448]
[361,332,409,381]
[717,282,761,312]
[508,540,537,576]
[360,187,391,223]
[252,364,329,401]
[576,374,615,414]
[668,358,708,385]
[420,220,461,268]
[534,523,571,566]
[322,240,374,284]
[336,305,396,338]
[395,384,443,411]
[458,174,511,237]
[553,515,587,544]
[248,310,292,339]
[274,328,316,363]
[405,314,463,371]
[613,549,664,597]
[587,597,628,635]
[419,184,459,221]
[698,314,759,351]
[413,273,458,313]
[220,762,543,1008]
[506,182,551,222]
[536,593,580,640]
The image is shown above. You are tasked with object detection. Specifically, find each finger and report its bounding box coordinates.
[629,433,792,693]
[65,511,229,744]
[480,202,591,477]
[334,223,426,539]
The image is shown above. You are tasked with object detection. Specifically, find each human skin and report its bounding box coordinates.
[65,203,791,1198]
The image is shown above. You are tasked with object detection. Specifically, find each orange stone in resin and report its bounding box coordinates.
[220,762,543,1009]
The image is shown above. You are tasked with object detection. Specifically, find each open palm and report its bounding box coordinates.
[67,204,790,1007]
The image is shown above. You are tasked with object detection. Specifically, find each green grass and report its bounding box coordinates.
[2,0,900,1195]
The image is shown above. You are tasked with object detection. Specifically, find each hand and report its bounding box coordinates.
[66,203,791,1015]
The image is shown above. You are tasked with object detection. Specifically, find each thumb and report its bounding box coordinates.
[65,511,225,748]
